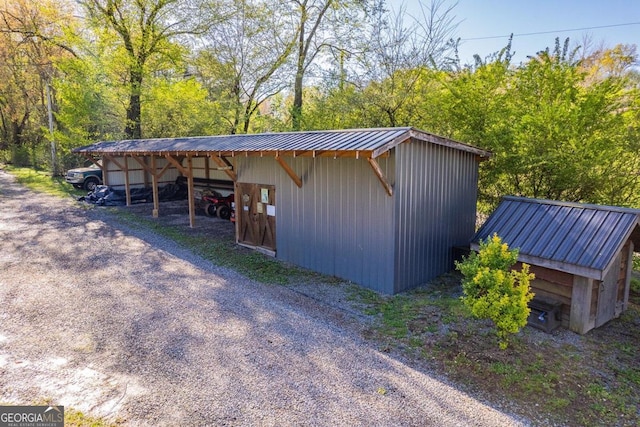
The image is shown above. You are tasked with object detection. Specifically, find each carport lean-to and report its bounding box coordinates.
[74,127,490,294]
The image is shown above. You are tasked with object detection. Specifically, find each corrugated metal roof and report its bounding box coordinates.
[72,127,491,159]
[472,196,640,280]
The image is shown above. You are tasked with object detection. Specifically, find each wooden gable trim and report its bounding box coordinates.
[371,133,411,159]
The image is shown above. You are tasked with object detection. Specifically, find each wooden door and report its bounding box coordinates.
[236,183,276,253]
[596,252,622,327]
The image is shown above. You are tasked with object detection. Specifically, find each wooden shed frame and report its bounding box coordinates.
[472,197,640,334]
[74,127,491,294]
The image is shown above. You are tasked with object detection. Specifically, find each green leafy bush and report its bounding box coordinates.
[456,234,535,349]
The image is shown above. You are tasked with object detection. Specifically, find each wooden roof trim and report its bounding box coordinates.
[371,132,412,158]
[410,129,491,159]
[470,243,604,280]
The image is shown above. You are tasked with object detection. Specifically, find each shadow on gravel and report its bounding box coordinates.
[0,170,524,426]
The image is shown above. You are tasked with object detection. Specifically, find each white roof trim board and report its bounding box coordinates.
[472,196,640,281]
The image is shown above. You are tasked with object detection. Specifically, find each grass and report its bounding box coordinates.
[7,166,640,426]
[65,407,122,427]
[4,165,86,198]
[0,400,121,427]
[348,275,640,426]
[110,208,325,287]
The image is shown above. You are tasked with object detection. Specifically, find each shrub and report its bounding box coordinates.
[456,234,535,349]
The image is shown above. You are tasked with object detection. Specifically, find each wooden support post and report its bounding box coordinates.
[143,157,149,187]
[570,276,595,334]
[275,156,302,188]
[107,155,131,206]
[186,155,195,228]
[151,155,159,218]
[367,157,393,197]
[205,155,210,180]
[123,156,131,206]
[102,156,109,186]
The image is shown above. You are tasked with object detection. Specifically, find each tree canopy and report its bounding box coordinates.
[0,0,638,211]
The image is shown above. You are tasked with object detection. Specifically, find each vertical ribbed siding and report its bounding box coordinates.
[237,156,396,293]
[394,143,479,293]
[105,156,178,187]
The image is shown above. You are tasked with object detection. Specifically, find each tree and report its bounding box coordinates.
[0,0,77,167]
[143,76,224,137]
[354,0,458,126]
[79,0,206,139]
[456,234,534,350]
[195,0,297,134]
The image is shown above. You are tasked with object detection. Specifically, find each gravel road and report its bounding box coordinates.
[0,169,525,426]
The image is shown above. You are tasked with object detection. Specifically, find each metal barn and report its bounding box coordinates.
[74,127,490,294]
[473,196,640,334]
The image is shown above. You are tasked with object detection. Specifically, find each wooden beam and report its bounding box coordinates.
[101,156,109,186]
[83,155,102,168]
[275,156,302,188]
[367,158,393,197]
[210,155,237,181]
[151,155,159,218]
[186,155,196,228]
[164,154,189,176]
[131,155,154,175]
[104,154,126,171]
[123,156,131,206]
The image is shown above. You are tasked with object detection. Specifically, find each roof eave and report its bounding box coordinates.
[469,243,604,281]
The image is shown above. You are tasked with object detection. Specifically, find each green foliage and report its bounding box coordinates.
[456,234,535,349]
[142,77,225,138]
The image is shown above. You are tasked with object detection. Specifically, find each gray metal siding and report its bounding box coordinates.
[394,143,479,293]
[237,156,396,293]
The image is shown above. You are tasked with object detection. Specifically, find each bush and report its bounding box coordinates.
[455,234,535,349]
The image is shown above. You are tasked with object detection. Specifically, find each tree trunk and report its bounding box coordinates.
[291,10,306,131]
[125,68,143,139]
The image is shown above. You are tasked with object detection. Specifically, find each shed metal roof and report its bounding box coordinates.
[72,127,491,159]
[472,196,640,280]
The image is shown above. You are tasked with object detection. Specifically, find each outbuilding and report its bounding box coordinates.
[74,127,490,294]
[472,196,640,334]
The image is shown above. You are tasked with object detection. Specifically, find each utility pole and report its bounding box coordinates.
[46,82,57,175]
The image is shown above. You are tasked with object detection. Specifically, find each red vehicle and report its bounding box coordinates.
[202,191,234,220]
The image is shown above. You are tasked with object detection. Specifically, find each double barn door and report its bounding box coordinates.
[235,183,276,253]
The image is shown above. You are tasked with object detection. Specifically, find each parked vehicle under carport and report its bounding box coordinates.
[65,163,103,191]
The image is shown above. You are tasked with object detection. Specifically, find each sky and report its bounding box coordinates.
[403,0,640,65]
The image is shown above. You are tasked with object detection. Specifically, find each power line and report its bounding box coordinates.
[461,22,640,41]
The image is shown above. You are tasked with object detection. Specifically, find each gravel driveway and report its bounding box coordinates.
[0,169,524,426]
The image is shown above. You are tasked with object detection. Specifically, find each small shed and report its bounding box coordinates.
[472,196,640,334]
[74,127,490,294]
